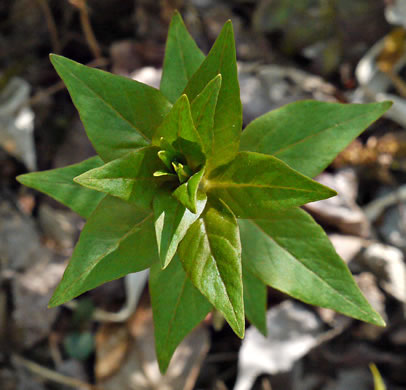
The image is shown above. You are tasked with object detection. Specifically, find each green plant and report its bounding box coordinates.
[370,363,387,390]
[17,11,390,372]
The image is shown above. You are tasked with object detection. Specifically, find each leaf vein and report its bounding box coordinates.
[55,213,153,299]
[202,216,239,324]
[209,181,322,193]
[57,61,151,143]
[162,273,188,353]
[251,111,381,157]
[249,219,372,318]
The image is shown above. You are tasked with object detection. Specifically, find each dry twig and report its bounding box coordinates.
[69,0,102,59]
[36,0,61,53]
[12,354,103,390]
[28,57,109,106]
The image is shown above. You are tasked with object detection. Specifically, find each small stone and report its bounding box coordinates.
[328,234,365,264]
[239,68,272,124]
[110,40,141,76]
[234,301,325,390]
[306,170,370,237]
[0,201,41,271]
[378,205,406,250]
[38,204,80,250]
[131,67,162,89]
[389,325,406,345]
[354,273,387,340]
[0,77,36,171]
[356,243,406,303]
[12,254,65,347]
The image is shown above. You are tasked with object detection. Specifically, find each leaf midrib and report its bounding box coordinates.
[202,214,240,330]
[248,219,374,319]
[193,86,215,131]
[160,199,183,265]
[250,109,383,157]
[161,273,188,357]
[56,60,151,143]
[175,24,189,83]
[52,213,153,303]
[79,177,157,182]
[207,180,325,193]
[20,179,83,187]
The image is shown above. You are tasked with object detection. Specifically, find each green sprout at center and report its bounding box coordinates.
[153,137,200,184]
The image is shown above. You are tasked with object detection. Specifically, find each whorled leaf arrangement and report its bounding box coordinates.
[17,11,390,372]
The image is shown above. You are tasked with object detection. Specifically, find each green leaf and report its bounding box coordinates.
[50,54,172,162]
[152,94,193,146]
[370,363,387,390]
[173,167,205,213]
[74,146,165,209]
[172,161,192,184]
[49,196,157,307]
[153,170,176,178]
[178,198,244,337]
[173,138,205,170]
[153,191,207,269]
[184,21,242,171]
[64,331,94,360]
[190,74,222,155]
[17,157,105,219]
[160,11,205,103]
[150,257,211,373]
[158,149,178,171]
[240,100,392,178]
[159,137,178,156]
[243,265,267,336]
[152,95,204,167]
[206,151,336,219]
[239,208,385,326]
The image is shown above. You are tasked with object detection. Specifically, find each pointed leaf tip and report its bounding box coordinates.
[173,167,205,213]
[223,20,234,35]
[160,11,205,103]
[207,152,339,219]
[150,258,211,373]
[49,53,64,66]
[49,55,171,162]
[179,199,245,338]
[71,147,164,209]
[180,94,190,103]
[16,157,106,219]
[154,191,207,269]
[241,100,394,178]
[213,74,222,83]
[15,174,24,185]
[183,16,241,171]
[49,197,156,306]
[239,209,387,327]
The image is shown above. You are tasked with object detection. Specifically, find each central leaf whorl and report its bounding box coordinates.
[153,136,204,187]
